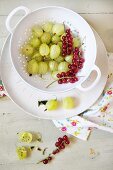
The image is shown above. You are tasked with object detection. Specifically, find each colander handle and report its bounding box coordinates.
[6,6,30,33]
[76,64,101,91]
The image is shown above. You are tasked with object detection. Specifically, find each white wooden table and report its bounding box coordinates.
[0,1,113,170]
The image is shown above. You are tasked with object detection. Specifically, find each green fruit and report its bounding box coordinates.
[41,32,51,44]
[58,61,69,72]
[52,23,65,36]
[29,38,41,48]
[62,97,75,109]
[21,44,34,57]
[60,33,66,40]
[42,22,53,33]
[38,62,48,74]
[46,99,58,111]
[16,147,27,160]
[27,59,38,74]
[32,52,43,62]
[55,56,64,63]
[50,45,60,59]
[65,55,73,63]
[51,71,60,80]
[57,42,62,48]
[52,35,60,44]
[19,132,33,143]
[49,61,58,71]
[39,43,50,56]
[32,26,43,37]
[73,37,81,47]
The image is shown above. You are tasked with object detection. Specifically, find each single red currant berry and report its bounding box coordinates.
[61,72,66,77]
[68,64,72,69]
[57,73,61,78]
[63,135,68,141]
[58,79,63,84]
[65,140,70,145]
[43,159,48,164]
[62,78,67,83]
[55,142,60,147]
[48,157,52,161]
[58,137,63,143]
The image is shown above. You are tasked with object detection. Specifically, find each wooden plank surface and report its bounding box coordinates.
[0,0,113,170]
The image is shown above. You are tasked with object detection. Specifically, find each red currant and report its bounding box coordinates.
[65,140,70,145]
[69,78,75,83]
[62,36,66,40]
[62,78,68,83]
[68,64,72,69]
[79,57,85,63]
[48,157,52,161]
[59,144,65,150]
[78,64,83,69]
[61,72,66,77]
[62,44,67,49]
[66,29,70,33]
[57,73,61,78]
[43,159,48,164]
[58,79,63,84]
[55,142,60,147]
[58,137,63,143]
[63,135,68,141]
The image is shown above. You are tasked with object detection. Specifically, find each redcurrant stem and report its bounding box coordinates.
[46,76,85,88]
[46,80,57,88]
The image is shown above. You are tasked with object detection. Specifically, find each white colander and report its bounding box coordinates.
[6,6,101,93]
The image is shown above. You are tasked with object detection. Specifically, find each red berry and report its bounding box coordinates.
[79,57,85,63]
[69,78,75,83]
[61,72,66,77]
[59,144,65,150]
[75,47,79,52]
[73,68,78,73]
[68,70,73,74]
[57,73,61,78]
[63,135,68,141]
[74,77,78,81]
[62,36,66,40]
[52,149,60,155]
[66,34,70,38]
[71,65,76,70]
[43,159,48,164]
[68,37,73,42]
[68,64,72,69]
[48,157,52,161]
[62,48,67,53]
[73,62,78,66]
[58,79,63,84]
[66,29,70,33]
[62,44,67,49]
[67,50,71,55]
[68,47,72,51]
[58,137,63,143]
[67,78,70,82]
[65,140,70,145]
[68,40,73,44]
[78,64,83,69]
[55,142,60,147]
[62,78,67,83]
[73,52,78,57]
[62,52,66,57]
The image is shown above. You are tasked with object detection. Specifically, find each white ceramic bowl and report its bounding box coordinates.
[6,6,101,93]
